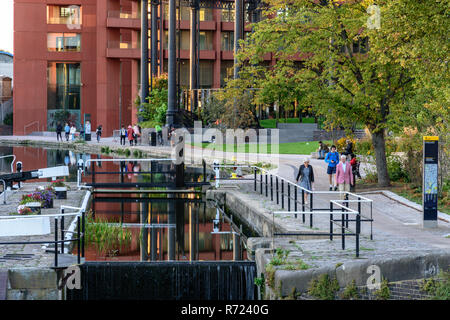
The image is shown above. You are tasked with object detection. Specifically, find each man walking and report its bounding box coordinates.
[120,125,127,146]
[64,123,70,141]
[56,122,63,141]
[325,145,339,191]
[336,154,354,200]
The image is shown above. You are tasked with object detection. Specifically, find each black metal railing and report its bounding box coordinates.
[0,211,85,268]
[213,165,374,257]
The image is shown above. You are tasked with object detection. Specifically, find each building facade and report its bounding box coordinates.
[14,0,275,136]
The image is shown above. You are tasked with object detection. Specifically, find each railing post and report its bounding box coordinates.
[310,191,313,228]
[302,189,305,223]
[77,216,81,264]
[265,174,268,197]
[341,213,345,250]
[356,196,361,257]
[281,180,284,209]
[254,168,257,192]
[60,209,65,253]
[276,177,279,205]
[81,209,85,258]
[287,183,290,212]
[260,172,263,195]
[270,175,273,202]
[345,198,349,228]
[92,161,96,185]
[294,185,297,219]
[54,217,58,268]
[330,202,333,241]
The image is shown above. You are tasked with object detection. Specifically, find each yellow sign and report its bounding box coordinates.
[423,136,439,141]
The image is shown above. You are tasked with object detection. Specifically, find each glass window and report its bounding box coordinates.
[199,61,213,88]
[221,8,235,22]
[47,5,82,26]
[48,33,81,52]
[199,8,213,21]
[164,5,190,20]
[199,31,213,51]
[163,30,190,50]
[221,32,234,51]
[47,62,81,110]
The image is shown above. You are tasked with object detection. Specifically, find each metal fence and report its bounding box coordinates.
[213,164,373,257]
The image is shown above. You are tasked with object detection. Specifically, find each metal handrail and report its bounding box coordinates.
[0,154,16,173]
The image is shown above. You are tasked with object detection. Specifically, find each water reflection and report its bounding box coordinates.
[89,196,247,262]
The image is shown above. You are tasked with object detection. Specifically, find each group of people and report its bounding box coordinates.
[119,124,141,146]
[56,121,103,142]
[295,140,361,203]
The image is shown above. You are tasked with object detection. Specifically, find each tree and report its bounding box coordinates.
[136,74,169,127]
[226,0,448,187]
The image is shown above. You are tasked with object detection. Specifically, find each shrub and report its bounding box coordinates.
[355,138,373,155]
[308,274,340,300]
[336,137,356,153]
[387,155,410,182]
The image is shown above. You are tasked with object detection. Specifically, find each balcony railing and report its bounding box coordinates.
[107,11,140,20]
[107,41,140,50]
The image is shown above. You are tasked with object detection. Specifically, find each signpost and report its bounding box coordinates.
[423,136,439,228]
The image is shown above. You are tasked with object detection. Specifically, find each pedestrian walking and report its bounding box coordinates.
[325,145,339,191]
[296,158,315,204]
[336,154,354,200]
[96,125,102,143]
[70,124,76,141]
[127,125,134,146]
[120,125,127,146]
[350,153,361,192]
[155,124,163,145]
[317,141,329,159]
[64,123,70,141]
[56,122,63,141]
[133,124,140,145]
[85,121,91,141]
[342,139,354,158]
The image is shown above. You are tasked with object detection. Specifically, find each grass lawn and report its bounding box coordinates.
[190,140,332,155]
[260,117,316,128]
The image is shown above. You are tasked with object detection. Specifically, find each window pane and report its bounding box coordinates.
[199,61,213,88]
[199,31,213,50]
[221,32,234,51]
[48,33,81,52]
[47,62,81,111]
[47,5,82,25]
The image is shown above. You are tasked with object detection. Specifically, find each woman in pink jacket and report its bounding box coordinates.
[335,155,354,200]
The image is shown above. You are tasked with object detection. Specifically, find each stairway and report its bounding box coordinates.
[275,123,318,143]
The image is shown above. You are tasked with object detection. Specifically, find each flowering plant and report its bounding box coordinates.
[16,205,33,215]
[51,179,67,188]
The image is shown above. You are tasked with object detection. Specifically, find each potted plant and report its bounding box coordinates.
[19,195,42,215]
[35,188,56,208]
[9,205,35,216]
[51,179,68,199]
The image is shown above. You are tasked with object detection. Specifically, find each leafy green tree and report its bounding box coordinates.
[136,74,169,128]
[226,0,448,187]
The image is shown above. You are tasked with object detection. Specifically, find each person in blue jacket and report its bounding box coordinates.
[325,145,340,191]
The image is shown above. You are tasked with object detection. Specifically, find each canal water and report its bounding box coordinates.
[0,145,255,262]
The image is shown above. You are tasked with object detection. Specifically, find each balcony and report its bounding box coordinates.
[106,41,140,59]
[107,11,141,30]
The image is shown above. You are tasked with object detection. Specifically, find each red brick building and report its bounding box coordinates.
[13,0,276,136]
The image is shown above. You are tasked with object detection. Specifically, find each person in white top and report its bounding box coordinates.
[70,125,76,141]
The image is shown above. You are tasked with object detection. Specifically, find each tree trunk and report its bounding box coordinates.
[371,129,391,187]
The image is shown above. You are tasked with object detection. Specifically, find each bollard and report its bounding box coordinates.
[54,217,58,267]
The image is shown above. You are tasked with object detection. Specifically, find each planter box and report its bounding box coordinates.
[55,187,67,199]
[25,202,42,215]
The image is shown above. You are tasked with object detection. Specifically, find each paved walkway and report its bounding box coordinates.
[0,135,448,252]
[0,182,86,268]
